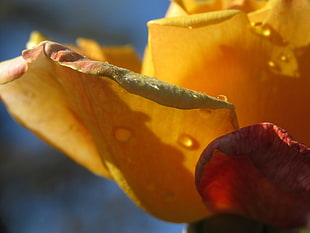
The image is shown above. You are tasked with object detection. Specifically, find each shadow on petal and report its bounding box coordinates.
[0,41,238,222]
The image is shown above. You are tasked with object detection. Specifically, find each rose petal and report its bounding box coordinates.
[170,0,267,14]
[75,38,141,72]
[0,57,27,84]
[171,0,222,14]
[26,31,51,49]
[196,122,310,228]
[0,41,238,222]
[142,10,247,77]
[26,31,141,72]
[165,2,188,17]
[221,0,268,12]
[0,46,111,178]
[265,0,310,47]
[143,9,310,146]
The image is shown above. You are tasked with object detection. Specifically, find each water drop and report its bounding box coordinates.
[267,60,281,72]
[280,54,289,62]
[262,28,271,37]
[149,82,160,90]
[188,26,193,30]
[177,134,196,149]
[251,22,271,37]
[250,22,261,27]
[114,127,132,142]
[216,95,228,102]
[268,60,275,67]
[191,93,199,98]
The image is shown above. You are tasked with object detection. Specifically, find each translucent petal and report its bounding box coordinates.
[0,42,238,222]
[196,123,310,228]
[0,53,110,178]
[265,0,310,47]
[75,38,141,72]
[171,0,222,14]
[144,10,310,145]
[170,0,267,14]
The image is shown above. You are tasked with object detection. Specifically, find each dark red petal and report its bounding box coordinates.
[196,122,310,228]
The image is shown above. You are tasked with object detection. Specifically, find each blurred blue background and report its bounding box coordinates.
[0,0,186,232]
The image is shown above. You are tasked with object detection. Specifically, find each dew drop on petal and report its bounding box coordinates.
[268,60,276,67]
[149,82,160,90]
[262,28,271,37]
[191,93,199,98]
[113,127,132,142]
[216,95,228,102]
[280,54,289,62]
[251,22,271,37]
[267,60,281,73]
[250,22,260,27]
[177,134,196,149]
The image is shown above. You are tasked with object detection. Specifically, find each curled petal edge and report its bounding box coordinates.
[44,41,234,110]
[1,41,235,111]
[0,41,239,222]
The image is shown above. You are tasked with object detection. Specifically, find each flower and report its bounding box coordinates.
[143,0,310,146]
[0,0,309,229]
[0,40,237,223]
[196,122,310,228]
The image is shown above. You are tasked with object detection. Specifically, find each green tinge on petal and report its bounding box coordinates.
[0,41,239,222]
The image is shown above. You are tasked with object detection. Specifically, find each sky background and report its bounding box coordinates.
[0,0,187,232]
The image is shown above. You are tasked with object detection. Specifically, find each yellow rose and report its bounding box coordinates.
[0,38,237,223]
[143,0,310,146]
[0,0,309,229]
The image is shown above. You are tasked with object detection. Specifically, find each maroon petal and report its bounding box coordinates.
[196,122,310,228]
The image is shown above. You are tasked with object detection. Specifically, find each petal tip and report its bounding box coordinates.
[0,57,28,84]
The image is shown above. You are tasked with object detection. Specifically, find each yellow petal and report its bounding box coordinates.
[142,10,244,77]
[170,0,267,14]
[0,52,111,178]
[171,0,222,14]
[166,2,189,17]
[26,32,142,73]
[221,0,268,11]
[248,8,270,22]
[0,42,238,222]
[74,38,107,61]
[26,31,51,49]
[265,0,310,47]
[99,45,141,73]
[143,10,310,146]
[75,38,142,72]
[143,10,253,83]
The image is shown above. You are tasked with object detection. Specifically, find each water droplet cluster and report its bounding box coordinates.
[251,22,300,78]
